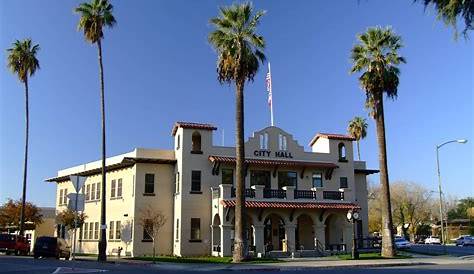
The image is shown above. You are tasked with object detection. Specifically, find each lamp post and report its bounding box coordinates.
[346,209,360,259]
[436,139,467,246]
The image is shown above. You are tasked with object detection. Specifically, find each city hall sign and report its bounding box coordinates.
[253,150,294,159]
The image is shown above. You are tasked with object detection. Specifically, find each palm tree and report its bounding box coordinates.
[209,2,266,262]
[75,0,116,262]
[6,39,40,236]
[347,116,368,160]
[350,26,406,257]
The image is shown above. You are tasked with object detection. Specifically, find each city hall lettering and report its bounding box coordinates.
[253,150,294,158]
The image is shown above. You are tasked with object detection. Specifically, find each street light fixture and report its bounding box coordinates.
[346,209,360,259]
[436,139,468,247]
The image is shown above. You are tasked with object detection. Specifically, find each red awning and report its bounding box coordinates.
[209,155,338,169]
[220,200,360,210]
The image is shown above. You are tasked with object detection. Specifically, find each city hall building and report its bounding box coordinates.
[46,122,377,257]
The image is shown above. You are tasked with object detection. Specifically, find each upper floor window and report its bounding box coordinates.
[312,172,323,188]
[278,171,297,189]
[340,177,348,188]
[96,182,101,200]
[59,189,68,205]
[279,134,288,151]
[191,170,201,193]
[338,142,347,161]
[191,131,202,153]
[259,133,269,149]
[145,174,155,194]
[90,183,96,201]
[222,169,233,185]
[116,179,122,198]
[250,170,271,189]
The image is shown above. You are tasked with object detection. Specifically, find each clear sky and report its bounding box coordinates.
[1,0,472,207]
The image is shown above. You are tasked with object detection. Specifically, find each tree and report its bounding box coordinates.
[6,39,40,236]
[415,0,473,39]
[75,0,116,262]
[56,209,87,243]
[0,199,43,231]
[209,2,266,262]
[138,207,167,261]
[350,26,406,257]
[347,116,368,160]
[447,197,474,219]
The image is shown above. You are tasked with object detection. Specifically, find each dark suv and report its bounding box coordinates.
[0,234,30,255]
[33,236,70,259]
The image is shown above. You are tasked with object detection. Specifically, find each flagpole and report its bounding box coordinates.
[268,62,274,126]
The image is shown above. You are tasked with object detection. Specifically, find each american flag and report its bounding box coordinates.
[266,69,272,106]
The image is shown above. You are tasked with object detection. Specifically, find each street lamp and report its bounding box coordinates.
[346,209,360,259]
[436,139,468,246]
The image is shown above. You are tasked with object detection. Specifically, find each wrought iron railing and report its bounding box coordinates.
[230,187,255,198]
[294,190,317,199]
[323,191,344,200]
[263,189,286,199]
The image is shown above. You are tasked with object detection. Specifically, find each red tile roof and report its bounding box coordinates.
[309,133,356,146]
[172,121,217,136]
[221,200,360,210]
[209,155,338,169]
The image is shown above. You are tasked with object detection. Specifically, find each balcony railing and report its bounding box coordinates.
[294,190,317,199]
[263,188,286,199]
[231,187,255,198]
[323,191,344,200]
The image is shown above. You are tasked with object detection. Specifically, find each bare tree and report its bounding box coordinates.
[138,207,166,261]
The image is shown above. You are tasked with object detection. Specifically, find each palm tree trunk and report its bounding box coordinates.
[19,76,29,236]
[374,92,396,257]
[233,79,246,263]
[357,140,361,160]
[97,38,107,262]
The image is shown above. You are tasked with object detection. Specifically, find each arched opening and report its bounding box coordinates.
[264,214,285,251]
[338,143,346,161]
[324,214,345,251]
[296,214,314,250]
[192,131,202,152]
[212,214,221,253]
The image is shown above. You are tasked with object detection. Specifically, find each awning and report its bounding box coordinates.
[354,169,379,175]
[209,155,338,169]
[220,200,360,210]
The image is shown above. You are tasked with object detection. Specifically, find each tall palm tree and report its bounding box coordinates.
[209,2,266,262]
[347,116,368,160]
[6,39,40,236]
[75,0,116,262]
[350,27,406,257]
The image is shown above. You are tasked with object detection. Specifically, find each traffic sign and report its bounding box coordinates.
[69,175,86,193]
[67,193,85,212]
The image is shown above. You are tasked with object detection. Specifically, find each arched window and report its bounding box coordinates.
[259,134,264,149]
[264,132,269,149]
[192,131,202,153]
[338,143,346,161]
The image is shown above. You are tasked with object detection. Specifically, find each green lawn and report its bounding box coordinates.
[131,256,280,264]
[337,252,412,260]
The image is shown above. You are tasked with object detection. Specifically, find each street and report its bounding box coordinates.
[410,244,474,256]
[0,255,473,274]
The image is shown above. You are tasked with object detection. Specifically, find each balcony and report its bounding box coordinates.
[323,191,344,200]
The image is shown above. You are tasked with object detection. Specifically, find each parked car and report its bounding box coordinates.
[0,233,30,255]
[456,236,474,247]
[394,237,411,249]
[33,236,70,259]
[424,236,441,245]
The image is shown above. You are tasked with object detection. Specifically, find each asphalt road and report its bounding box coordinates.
[410,244,474,256]
[0,255,473,274]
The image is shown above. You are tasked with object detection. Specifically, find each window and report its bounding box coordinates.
[175,172,180,193]
[145,174,155,194]
[143,219,152,240]
[85,185,90,201]
[115,221,121,240]
[278,171,297,189]
[312,172,323,188]
[340,177,348,188]
[111,180,116,198]
[338,143,347,161]
[176,135,180,150]
[278,134,287,150]
[109,221,114,239]
[250,171,271,189]
[191,171,201,193]
[83,223,89,240]
[88,222,93,240]
[94,222,99,239]
[90,183,96,201]
[175,219,180,241]
[259,134,264,149]
[96,183,101,200]
[191,131,202,153]
[222,169,233,185]
[117,179,122,197]
[59,189,63,205]
[62,189,68,205]
[259,133,269,150]
[190,218,201,241]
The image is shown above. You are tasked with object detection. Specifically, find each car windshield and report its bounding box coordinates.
[36,237,56,245]
[0,234,15,241]
[395,238,406,242]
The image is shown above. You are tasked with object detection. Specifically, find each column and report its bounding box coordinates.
[343,223,353,252]
[220,224,233,257]
[252,224,265,255]
[251,185,265,199]
[285,224,297,253]
[220,184,233,199]
[313,224,326,251]
[283,186,295,200]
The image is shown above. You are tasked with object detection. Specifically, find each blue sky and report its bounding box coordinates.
[1,1,472,207]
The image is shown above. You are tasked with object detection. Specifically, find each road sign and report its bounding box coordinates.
[69,175,86,193]
[67,193,85,212]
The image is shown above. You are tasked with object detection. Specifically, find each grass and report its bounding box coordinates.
[336,252,412,260]
[130,255,280,264]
